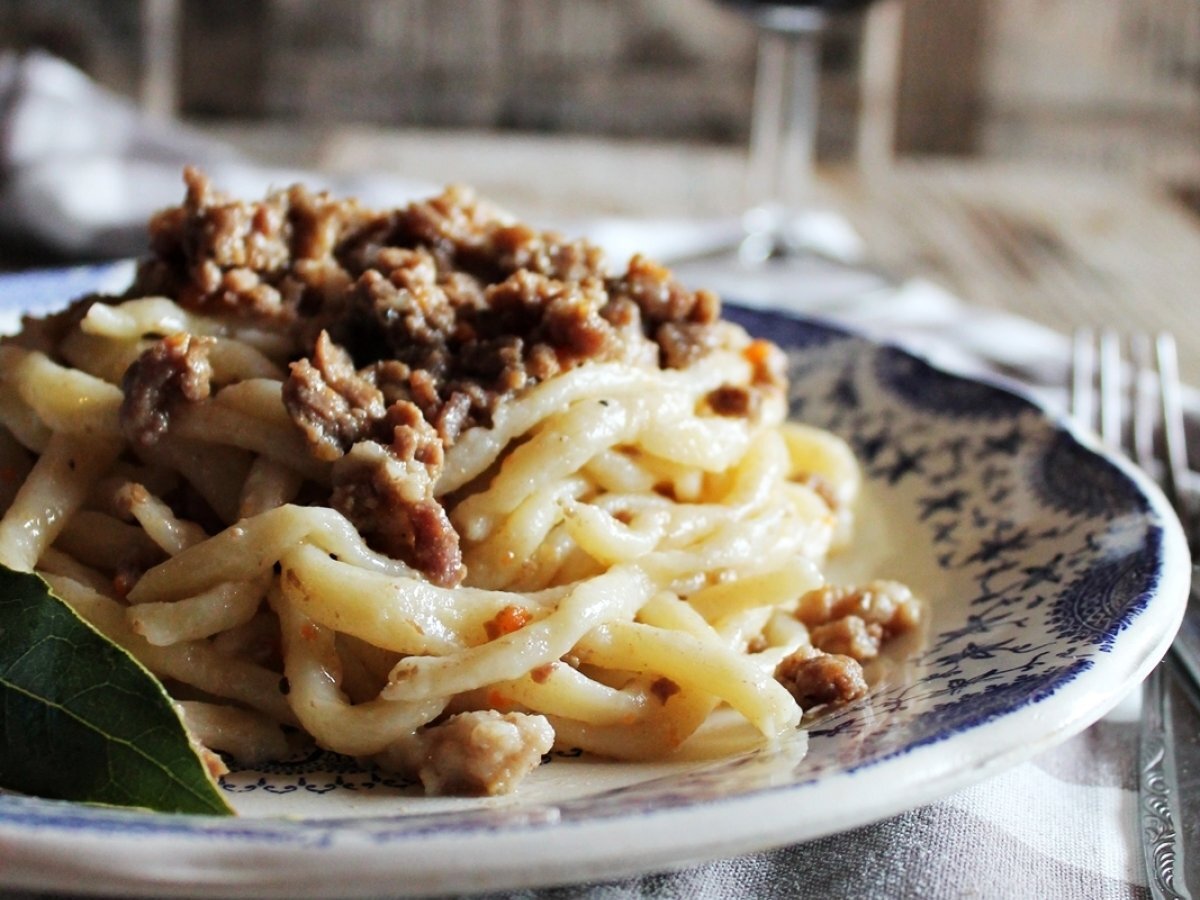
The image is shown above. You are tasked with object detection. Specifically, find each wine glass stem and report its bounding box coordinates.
[747,21,824,217]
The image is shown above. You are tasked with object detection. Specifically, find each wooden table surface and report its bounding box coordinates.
[257,125,1200,383]
[832,164,1200,377]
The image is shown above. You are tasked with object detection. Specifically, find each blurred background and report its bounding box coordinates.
[2,0,1196,195]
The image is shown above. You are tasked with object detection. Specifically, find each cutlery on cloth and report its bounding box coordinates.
[1072,329,1200,900]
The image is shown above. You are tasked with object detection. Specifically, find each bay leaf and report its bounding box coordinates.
[0,567,233,814]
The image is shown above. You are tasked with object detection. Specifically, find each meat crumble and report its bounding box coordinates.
[396,710,554,796]
[121,333,214,447]
[773,580,922,712]
[795,580,921,658]
[775,649,868,710]
[330,422,464,588]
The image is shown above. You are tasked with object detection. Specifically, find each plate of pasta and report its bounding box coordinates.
[0,174,1189,898]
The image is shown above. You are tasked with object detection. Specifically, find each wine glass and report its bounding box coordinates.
[721,0,880,265]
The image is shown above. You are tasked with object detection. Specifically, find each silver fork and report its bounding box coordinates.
[1072,329,1199,900]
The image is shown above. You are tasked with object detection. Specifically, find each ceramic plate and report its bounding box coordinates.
[0,265,1189,898]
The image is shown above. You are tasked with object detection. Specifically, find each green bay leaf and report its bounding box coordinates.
[0,567,233,814]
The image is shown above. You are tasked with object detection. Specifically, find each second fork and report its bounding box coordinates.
[1071,327,1197,900]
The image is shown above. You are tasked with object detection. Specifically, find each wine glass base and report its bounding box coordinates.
[673,243,895,315]
[729,4,826,34]
[737,205,866,266]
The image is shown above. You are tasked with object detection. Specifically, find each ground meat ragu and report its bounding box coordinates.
[795,580,920,655]
[133,167,368,320]
[395,709,554,796]
[772,580,922,713]
[283,336,464,584]
[116,169,763,584]
[139,169,731,417]
[707,384,759,418]
[775,649,868,710]
[284,331,390,461]
[120,333,214,447]
[331,415,464,588]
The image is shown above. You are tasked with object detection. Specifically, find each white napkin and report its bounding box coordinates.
[0,51,431,258]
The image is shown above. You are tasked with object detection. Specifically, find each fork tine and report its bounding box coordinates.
[1071,328,1096,430]
[1130,333,1155,474]
[1073,329,1190,536]
[1098,328,1123,452]
[1155,333,1191,538]
[1075,329,1200,897]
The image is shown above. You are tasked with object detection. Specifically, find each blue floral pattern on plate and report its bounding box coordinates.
[0,267,1189,896]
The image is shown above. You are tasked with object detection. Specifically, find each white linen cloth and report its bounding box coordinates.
[0,51,1168,900]
[0,51,429,257]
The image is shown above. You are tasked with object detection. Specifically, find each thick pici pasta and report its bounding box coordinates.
[0,170,919,796]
